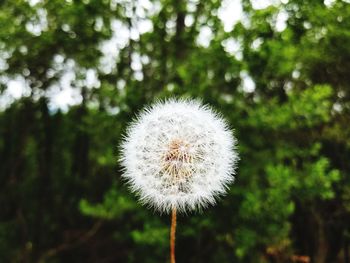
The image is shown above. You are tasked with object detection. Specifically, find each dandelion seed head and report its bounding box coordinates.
[119,99,238,213]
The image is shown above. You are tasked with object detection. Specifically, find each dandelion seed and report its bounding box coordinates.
[119,98,239,263]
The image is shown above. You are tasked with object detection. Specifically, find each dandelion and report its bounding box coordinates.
[119,98,238,263]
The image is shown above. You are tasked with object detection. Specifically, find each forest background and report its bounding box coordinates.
[1,0,350,262]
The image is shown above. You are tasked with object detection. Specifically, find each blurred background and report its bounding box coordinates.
[0,0,350,262]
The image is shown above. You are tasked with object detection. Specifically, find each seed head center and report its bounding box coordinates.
[162,139,194,180]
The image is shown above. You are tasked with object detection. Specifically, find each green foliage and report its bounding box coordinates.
[79,188,137,220]
[246,84,333,129]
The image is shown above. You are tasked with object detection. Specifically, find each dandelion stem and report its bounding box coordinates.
[170,207,177,263]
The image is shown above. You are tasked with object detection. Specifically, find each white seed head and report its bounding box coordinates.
[119,99,238,214]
